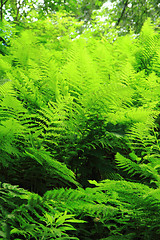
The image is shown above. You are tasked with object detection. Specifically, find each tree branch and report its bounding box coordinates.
[116,0,129,27]
[1,0,9,7]
[0,0,3,21]
[0,0,9,21]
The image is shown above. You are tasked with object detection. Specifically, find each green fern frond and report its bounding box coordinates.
[115,153,160,187]
[135,18,160,73]
[25,147,79,187]
[128,120,160,156]
[0,182,82,240]
[44,179,160,238]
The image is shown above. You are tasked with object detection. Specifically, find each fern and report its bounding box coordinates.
[25,147,79,187]
[0,95,78,193]
[1,18,160,188]
[44,179,160,239]
[0,182,83,240]
[115,152,160,187]
[134,18,160,74]
[1,18,160,240]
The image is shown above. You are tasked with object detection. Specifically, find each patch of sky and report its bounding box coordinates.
[36,0,44,4]
[93,1,114,22]
[101,1,115,10]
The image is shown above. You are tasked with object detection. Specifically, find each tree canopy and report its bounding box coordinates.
[0,0,160,34]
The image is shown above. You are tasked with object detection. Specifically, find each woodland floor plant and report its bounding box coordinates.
[0,18,160,239]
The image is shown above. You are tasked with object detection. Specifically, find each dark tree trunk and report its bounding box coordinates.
[116,0,129,27]
[0,0,3,21]
[0,0,9,21]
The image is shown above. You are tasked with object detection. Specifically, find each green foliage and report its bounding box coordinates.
[44,180,160,239]
[1,0,160,38]
[1,0,106,24]
[92,0,160,35]
[1,18,160,187]
[0,182,83,239]
[0,18,160,239]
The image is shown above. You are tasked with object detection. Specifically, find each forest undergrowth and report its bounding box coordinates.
[0,18,160,239]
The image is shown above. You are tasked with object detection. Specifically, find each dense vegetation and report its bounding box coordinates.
[0,1,160,239]
[1,0,160,33]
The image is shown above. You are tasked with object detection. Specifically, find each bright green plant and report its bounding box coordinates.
[0,182,84,239]
[44,179,160,239]
[1,18,160,188]
[0,18,160,240]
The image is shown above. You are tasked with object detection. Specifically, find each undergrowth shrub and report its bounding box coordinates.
[44,180,160,240]
[0,182,83,239]
[0,18,160,239]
